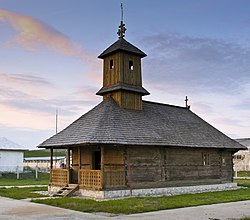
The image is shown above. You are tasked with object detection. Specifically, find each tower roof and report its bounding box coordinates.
[98,38,147,59]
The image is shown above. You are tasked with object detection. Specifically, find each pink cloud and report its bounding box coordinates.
[0,9,97,65]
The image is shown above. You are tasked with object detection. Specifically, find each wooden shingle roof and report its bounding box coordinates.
[98,38,147,58]
[96,82,150,96]
[38,98,244,150]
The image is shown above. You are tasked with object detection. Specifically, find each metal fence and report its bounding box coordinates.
[0,165,50,180]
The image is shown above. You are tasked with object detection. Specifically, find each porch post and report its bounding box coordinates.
[66,147,70,169]
[50,148,53,184]
[101,146,104,189]
[67,147,70,184]
[78,146,81,170]
[50,148,53,170]
[78,146,81,185]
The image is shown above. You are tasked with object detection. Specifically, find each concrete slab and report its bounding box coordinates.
[0,196,109,220]
[115,200,250,220]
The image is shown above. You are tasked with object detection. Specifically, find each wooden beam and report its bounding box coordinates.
[50,148,53,170]
[67,147,71,185]
[101,146,104,189]
[78,146,81,170]
[66,147,70,169]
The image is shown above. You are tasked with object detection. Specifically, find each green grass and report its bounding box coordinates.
[33,188,250,214]
[0,187,47,199]
[24,149,65,157]
[0,179,248,215]
[235,171,250,177]
[236,179,250,187]
[0,170,49,186]
[32,180,250,214]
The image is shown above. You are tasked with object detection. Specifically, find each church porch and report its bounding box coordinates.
[48,146,127,192]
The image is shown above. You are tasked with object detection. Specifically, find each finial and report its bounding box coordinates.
[117,3,126,38]
[185,96,191,109]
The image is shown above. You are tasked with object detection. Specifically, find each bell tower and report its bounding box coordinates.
[96,10,149,110]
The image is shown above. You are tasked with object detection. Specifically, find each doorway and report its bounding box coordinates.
[93,151,101,170]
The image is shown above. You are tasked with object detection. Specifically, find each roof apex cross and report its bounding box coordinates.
[117,3,126,38]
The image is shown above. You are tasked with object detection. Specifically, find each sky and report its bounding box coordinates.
[0,0,250,149]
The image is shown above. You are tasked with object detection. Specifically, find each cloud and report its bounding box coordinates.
[0,72,54,98]
[0,70,101,137]
[0,9,97,65]
[0,72,52,87]
[141,33,250,95]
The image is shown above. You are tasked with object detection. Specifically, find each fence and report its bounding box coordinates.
[0,165,50,181]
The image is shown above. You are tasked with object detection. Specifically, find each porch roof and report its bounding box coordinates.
[38,98,245,150]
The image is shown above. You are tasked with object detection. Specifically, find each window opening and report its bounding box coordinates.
[110,59,114,69]
[222,157,226,165]
[129,60,134,70]
[202,153,210,166]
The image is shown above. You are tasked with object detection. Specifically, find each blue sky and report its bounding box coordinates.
[0,0,250,148]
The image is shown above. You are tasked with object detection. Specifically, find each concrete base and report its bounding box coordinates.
[74,183,238,200]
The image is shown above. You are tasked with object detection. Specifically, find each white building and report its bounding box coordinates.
[234,138,250,171]
[0,137,27,173]
[24,156,65,172]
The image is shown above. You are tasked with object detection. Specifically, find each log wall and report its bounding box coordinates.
[126,146,233,189]
[71,145,233,190]
[102,51,143,110]
[103,52,142,88]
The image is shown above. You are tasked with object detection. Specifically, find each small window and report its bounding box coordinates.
[129,60,134,70]
[110,59,114,69]
[222,157,226,166]
[202,153,210,166]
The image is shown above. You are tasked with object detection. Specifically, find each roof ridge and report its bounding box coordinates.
[142,100,188,109]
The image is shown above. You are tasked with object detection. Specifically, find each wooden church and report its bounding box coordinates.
[39,19,245,199]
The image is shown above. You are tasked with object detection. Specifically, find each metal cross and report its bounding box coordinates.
[117,21,126,38]
[185,96,190,109]
[117,3,126,38]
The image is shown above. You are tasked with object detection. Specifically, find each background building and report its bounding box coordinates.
[0,137,27,173]
[234,138,250,171]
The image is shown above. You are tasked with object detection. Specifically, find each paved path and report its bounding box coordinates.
[0,196,249,220]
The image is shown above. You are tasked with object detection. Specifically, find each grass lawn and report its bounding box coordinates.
[235,171,250,177]
[0,187,48,199]
[0,179,249,214]
[31,179,250,214]
[0,171,49,186]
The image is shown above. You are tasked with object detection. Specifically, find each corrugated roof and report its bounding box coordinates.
[38,98,244,150]
[98,38,147,58]
[24,156,65,161]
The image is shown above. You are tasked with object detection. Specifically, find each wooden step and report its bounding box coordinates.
[53,184,79,197]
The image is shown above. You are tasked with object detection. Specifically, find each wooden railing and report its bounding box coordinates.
[50,169,126,190]
[50,169,69,186]
[78,170,102,190]
[78,169,126,190]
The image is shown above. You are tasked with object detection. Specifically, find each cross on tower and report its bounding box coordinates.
[117,3,126,38]
[117,21,126,38]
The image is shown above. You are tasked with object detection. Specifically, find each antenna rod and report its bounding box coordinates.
[117,3,126,38]
[121,3,123,22]
[55,109,58,134]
